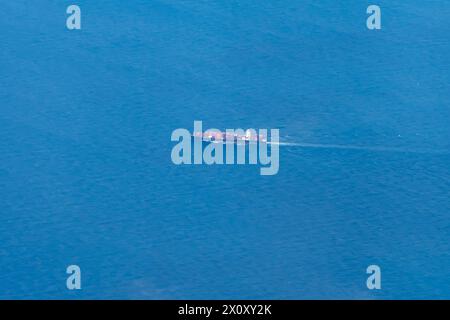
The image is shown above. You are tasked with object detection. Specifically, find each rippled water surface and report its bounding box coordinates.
[0,1,449,299]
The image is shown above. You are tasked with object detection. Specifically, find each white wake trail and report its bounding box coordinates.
[268,141,450,155]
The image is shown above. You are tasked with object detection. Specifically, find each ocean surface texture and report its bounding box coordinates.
[0,1,449,299]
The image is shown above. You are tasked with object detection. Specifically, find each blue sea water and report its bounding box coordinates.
[0,1,449,299]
